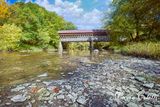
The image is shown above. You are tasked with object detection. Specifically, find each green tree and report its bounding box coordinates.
[7,2,76,50]
[105,0,160,43]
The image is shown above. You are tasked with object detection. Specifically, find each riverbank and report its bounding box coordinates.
[0,56,160,107]
[109,42,160,60]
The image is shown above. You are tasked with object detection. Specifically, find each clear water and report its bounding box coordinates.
[0,50,121,88]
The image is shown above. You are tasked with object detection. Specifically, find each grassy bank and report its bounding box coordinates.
[120,42,160,60]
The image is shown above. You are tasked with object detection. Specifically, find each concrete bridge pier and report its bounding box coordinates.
[89,37,94,54]
[58,41,63,55]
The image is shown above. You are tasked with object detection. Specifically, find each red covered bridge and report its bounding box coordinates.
[58,30,110,53]
[58,30,109,42]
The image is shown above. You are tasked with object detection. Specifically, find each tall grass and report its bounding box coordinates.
[121,42,160,59]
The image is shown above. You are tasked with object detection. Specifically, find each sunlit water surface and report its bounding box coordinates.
[0,50,122,88]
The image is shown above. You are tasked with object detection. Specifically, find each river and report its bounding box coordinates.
[0,50,120,88]
[0,50,159,107]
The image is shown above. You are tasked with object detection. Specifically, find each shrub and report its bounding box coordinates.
[0,24,22,51]
[121,42,160,59]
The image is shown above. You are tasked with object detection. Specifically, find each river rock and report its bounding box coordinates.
[67,94,77,103]
[5,102,11,105]
[135,76,146,83]
[127,102,139,107]
[57,94,65,99]
[42,81,52,86]
[48,100,53,104]
[11,86,25,92]
[64,85,72,90]
[11,94,27,102]
[143,83,154,89]
[37,73,48,77]
[37,88,50,98]
[129,87,139,92]
[68,72,74,75]
[77,96,87,105]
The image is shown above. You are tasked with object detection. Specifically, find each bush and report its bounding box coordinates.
[0,24,22,51]
[64,42,89,50]
[121,42,160,59]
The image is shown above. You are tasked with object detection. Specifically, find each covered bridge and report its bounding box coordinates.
[58,30,110,53]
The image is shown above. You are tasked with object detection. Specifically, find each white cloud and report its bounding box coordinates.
[34,0,105,29]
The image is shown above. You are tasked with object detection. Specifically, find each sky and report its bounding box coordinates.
[7,0,112,29]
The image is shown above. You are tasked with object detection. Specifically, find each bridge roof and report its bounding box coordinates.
[58,30,108,35]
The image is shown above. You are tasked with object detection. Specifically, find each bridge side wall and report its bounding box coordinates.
[60,35,109,42]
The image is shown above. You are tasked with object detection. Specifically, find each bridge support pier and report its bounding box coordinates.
[58,41,63,54]
[89,38,94,54]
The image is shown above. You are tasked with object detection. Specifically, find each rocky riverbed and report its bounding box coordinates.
[0,57,160,107]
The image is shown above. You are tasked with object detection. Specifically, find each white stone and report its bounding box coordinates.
[5,103,11,105]
[65,85,72,90]
[143,83,154,89]
[68,72,74,75]
[36,80,41,82]
[48,100,53,104]
[37,73,48,77]
[11,94,26,102]
[42,81,52,86]
[57,95,65,99]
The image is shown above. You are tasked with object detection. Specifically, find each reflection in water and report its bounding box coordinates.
[0,50,121,88]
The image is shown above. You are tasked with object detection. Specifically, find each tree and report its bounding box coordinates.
[104,0,160,43]
[0,0,10,25]
[7,2,76,49]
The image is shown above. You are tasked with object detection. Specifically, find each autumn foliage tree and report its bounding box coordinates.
[0,0,10,25]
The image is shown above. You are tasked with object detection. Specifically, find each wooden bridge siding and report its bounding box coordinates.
[60,35,109,42]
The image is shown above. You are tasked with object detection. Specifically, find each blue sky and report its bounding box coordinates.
[7,0,112,29]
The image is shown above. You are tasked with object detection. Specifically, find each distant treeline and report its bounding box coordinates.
[0,0,76,51]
